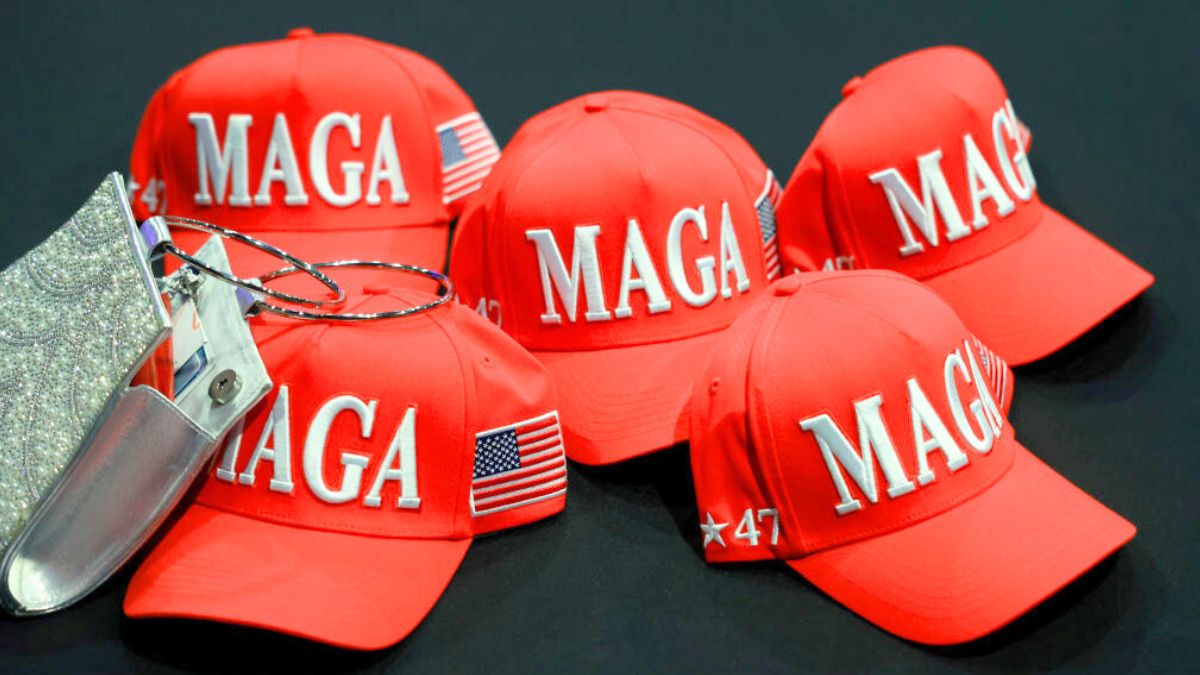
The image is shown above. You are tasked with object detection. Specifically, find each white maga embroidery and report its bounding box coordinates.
[526,203,752,325]
[799,342,1008,516]
[867,99,1038,257]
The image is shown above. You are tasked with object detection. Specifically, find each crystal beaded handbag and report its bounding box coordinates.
[0,173,339,615]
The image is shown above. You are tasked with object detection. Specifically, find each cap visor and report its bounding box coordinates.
[124,505,470,651]
[924,205,1152,365]
[169,224,449,293]
[787,441,1135,645]
[533,330,723,465]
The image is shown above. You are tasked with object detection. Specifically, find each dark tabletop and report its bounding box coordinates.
[1,1,1196,673]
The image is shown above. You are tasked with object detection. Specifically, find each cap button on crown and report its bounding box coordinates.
[583,94,610,113]
[287,27,316,39]
[841,75,865,98]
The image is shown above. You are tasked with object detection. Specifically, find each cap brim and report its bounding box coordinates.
[786,440,1135,645]
[923,205,1153,365]
[532,330,723,465]
[169,224,449,293]
[124,505,470,651]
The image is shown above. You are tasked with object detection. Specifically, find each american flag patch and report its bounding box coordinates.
[437,112,501,204]
[471,411,566,517]
[755,171,783,280]
[970,335,1009,411]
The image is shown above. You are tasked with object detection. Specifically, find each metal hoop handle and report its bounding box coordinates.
[254,260,455,321]
[145,216,345,309]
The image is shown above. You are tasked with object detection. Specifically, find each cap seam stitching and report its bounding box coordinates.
[800,282,946,350]
[819,129,868,268]
[612,103,765,217]
[749,295,811,553]
[495,111,598,328]
[802,269,943,299]
[598,112,655,209]
[362,40,446,204]
[425,304,472,535]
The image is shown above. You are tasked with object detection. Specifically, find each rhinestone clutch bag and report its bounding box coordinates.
[0,174,272,615]
[0,174,170,550]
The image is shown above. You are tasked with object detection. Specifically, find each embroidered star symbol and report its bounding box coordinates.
[700,512,729,548]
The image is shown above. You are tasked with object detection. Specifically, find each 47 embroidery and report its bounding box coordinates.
[700,508,779,548]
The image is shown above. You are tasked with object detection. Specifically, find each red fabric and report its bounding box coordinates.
[532,330,722,464]
[689,270,1134,644]
[924,205,1153,365]
[124,290,564,649]
[128,30,488,276]
[124,505,471,651]
[450,90,773,463]
[775,46,1152,364]
[789,444,1134,645]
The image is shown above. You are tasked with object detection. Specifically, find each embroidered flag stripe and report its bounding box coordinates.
[471,411,566,517]
[756,171,783,280]
[445,149,500,184]
[437,112,501,204]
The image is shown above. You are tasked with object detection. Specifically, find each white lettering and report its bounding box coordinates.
[615,218,672,318]
[907,377,969,485]
[800,346,1009,515]
[527,203,752,325]
[964,341,1005,437]
[963,132,1015,228]
[363,406,420,508]
[254,113,309,206]
[869,148,970,257]
[365,115,409,205]
[214,419,244,483]
[189,112,252,206]
[310,112,365,207]
[303,394,375,504]
[237,386,295,493]
[799,395,915,515]
[992,100,1037,201]
[667,206,718,306]
[870,101,1042,256]
[717,201,751,298]
[944,349,995,453]
[526,226,611,324]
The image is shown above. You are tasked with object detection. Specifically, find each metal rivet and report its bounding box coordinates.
[208,368,241,405]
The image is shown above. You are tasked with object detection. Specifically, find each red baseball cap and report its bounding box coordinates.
[775,46,1153,365]
[449,91,780,465]
[128,29,500,279]
[690,270,1134,645]
[124,289,566,650]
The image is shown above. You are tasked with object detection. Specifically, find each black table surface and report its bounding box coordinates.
[1,1,1196,673]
